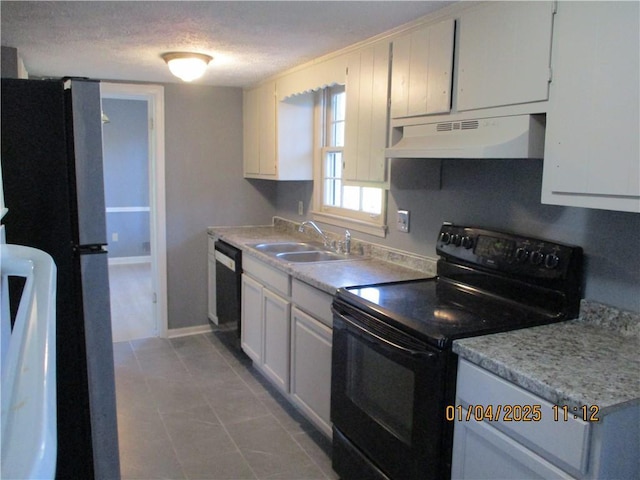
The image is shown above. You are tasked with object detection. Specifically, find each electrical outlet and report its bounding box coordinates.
[298,200,304,216]
[112,232,119,242]
[397,210,410,233]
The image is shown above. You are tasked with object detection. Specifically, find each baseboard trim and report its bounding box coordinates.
[167,324,212,339]
[108,255,151,265]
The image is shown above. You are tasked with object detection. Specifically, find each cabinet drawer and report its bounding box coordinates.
[456,359,590,475]
[243,255,290,297]
[291,279,333,328]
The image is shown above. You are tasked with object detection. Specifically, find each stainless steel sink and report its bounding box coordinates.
[248,241,356,263]
[250,242,326,254]
[275,251,349,263]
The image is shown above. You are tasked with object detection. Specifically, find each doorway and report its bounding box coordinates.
[100,83,167,340]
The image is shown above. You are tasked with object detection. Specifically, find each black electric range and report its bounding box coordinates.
[330,224,583,480]
[337,224,582,349]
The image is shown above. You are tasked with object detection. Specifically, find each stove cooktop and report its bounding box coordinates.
[337,277,569,349]
[335,225,583,349]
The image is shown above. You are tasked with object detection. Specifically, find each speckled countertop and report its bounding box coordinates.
[207,217,436,295]
[453,302,640,416]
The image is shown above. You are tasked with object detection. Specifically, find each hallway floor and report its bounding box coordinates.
[109,262,154,342]
[113,331,336,480]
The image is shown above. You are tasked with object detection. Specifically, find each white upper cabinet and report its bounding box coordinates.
[390,18,455,119]
[243,81,313,180]
[456,1,554,112]
[243,81,276,177]
[343,41,390,184]
[542,2,639,213]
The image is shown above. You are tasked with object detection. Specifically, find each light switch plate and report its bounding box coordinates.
[397,210,410,233]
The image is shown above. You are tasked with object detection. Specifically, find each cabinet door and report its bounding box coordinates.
[243,87,260,175]
[390,18,454,118]
[456,1,554,111]
[290,306,333,438]
[243,82,276,178]
[241,274,263,363]
[262,289,291,393]
[344,42,389,183]
[276,93,314,180]
[452,409,574,479]
[258,81,277,176]
[541,2,639,213]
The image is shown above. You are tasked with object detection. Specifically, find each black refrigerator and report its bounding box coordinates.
[1,78,120,479]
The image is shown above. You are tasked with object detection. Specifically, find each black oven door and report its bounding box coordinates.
[331,299,448,480]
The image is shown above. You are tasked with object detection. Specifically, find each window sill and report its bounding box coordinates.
[311,210,388,238]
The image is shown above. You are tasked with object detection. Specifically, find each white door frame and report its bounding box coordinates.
[100,82,168,338]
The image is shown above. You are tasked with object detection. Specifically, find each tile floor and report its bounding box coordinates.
[113,329,337,480]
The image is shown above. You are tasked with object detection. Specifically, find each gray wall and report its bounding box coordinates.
[1,46,18,78]
[102,98,150,258]
[276,159,640,313]
[164,84,277,330]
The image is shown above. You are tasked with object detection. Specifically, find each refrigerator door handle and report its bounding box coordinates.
[75,245,108,255]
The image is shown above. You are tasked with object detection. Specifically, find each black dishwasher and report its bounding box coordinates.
[214,240,242,337]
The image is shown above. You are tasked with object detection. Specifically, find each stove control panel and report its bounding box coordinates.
[436,224,583,279]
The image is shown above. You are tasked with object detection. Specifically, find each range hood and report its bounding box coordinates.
[385,114,545,159]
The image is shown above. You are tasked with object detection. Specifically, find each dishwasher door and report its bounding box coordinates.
[214,240,242,334]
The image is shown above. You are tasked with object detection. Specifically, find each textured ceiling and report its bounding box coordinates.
[1,1,455,87]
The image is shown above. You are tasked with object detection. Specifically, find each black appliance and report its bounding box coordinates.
[330,224,583,480]
[214,239,242,338]
[1,78,120,479]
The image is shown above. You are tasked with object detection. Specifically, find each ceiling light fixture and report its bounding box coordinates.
[161,52,213,82]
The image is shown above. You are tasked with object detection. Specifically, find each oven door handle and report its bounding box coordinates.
[338,314,437,361]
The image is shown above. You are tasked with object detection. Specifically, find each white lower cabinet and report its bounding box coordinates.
[240,257,334,438]
[290,306,333,438]
[240,274,263,364]
[452,359,639,480]
[452,407,574,479]
[262,288,291,393]
[240,273,291,394]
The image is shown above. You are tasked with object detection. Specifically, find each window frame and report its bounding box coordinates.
[311,86,388,238]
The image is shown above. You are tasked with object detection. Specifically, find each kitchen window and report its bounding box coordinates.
[312,85,387,237]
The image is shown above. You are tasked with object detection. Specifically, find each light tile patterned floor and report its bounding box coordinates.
[113,331,337,480]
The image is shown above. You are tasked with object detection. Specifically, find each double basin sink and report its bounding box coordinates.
[249,242,353,263]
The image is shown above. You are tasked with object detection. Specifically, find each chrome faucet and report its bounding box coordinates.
[298,220,331,247]
[344,230,351,255]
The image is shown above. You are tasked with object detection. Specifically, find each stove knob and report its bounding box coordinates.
[440,232,451,244]
[451,234,462,246]
[461,236,474,249]
[544,253,560,269]
[530,250,544,265]
[515,248,529,263]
